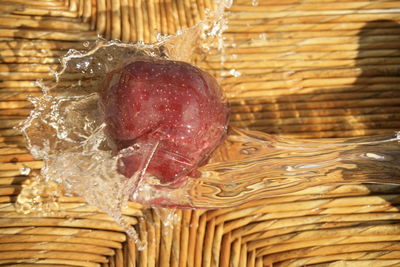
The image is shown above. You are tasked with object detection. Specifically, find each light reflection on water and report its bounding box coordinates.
[131,127,400,208]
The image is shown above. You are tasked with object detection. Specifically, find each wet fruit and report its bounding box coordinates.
[101,57,229,185]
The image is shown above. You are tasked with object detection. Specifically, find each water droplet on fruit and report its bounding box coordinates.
[133,144,141,150]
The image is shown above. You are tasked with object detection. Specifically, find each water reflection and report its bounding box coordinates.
[134,128,400,208]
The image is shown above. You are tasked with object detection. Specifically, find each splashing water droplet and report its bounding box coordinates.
[229,69,241,77]
[259,33,268,40]
[20,167,31,176]
[221,0,233,8]
[16,176,62,216]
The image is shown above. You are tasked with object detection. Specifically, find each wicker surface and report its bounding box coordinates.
[1,0,400,266]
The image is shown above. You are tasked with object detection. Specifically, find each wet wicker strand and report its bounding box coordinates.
[126,238,136,267]
[144,210,156,267]
[202,217,215,267]
[137,217,148,267]
[0,234,123,248]
[219,231,231,267]
[194,213,206,267]
[159,209,173,267]
[0,250,108,263]
[171,209,182,267]
[178,210,191,267]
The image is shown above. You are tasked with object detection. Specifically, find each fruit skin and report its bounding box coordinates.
[101,57,229,185]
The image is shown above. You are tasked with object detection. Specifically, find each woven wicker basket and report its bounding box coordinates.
[1,0,400,266]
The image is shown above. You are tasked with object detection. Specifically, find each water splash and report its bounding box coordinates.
[18,3,231,245]
[16,176,62,215]
[19,167,31,176]
[132,128,400,208]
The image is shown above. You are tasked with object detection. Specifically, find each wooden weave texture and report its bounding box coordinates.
[1,0,400,266]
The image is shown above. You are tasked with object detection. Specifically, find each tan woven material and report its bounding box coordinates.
[1,0,400,266]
